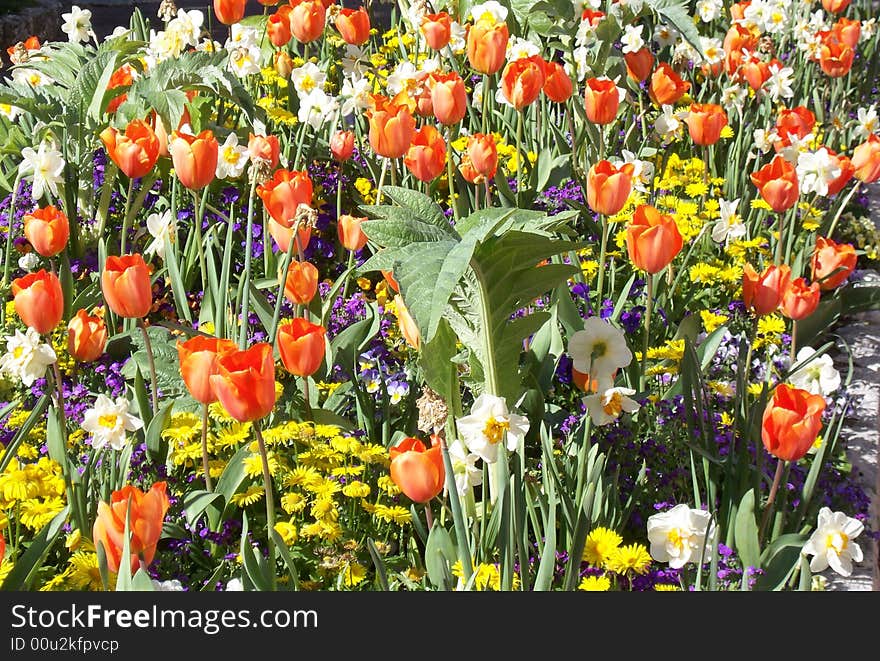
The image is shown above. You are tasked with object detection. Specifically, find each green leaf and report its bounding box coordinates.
[0,507,69,590]
[420,318,459,404]
[216,443,254,513]
[0,394,50,473]
[425,525,457,590]
[144,399,174,463]
[646,0,704,56]
[183,490,223,528]
[734,489,761,572]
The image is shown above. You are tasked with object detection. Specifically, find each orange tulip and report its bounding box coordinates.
[542,62,573,103]
[501,55,546,110]
[210,343,277,422]
[834,18,861,49]
[149,102,192,159]
[330,129,355,161]
[335,7,370,45]
[826,149,855,196]
[269,219,312,254]
[751,155,799,213]
[459,159,481,184]
[587,160,634,216]
[723,24,759,74]
[337,214,369,251]
[248,133,280,169]
[430,71,467,125]
[775,106,815,148]
[685,103,728,146]
[101,253,153,319]
[284,260,319,304]
[277,318,326,376]
[23,205,69,257]
[404,125,446,183]
[625,205,683,274]
[257,169,314,225]
[267,7,293,47]
[852,134,880,183]
[739,55,771,91]
[467,133,498,181]
[289,0,326,43]
[366,94,416,159]
[274,50,294,78]
[11,270,63,334]
[389,436,444,503]
[624,48,654,82]
[382,269,400,293]
[394,294,420,350]
[93,482,170,574]
[106,64,134,114]
[781,277,820,320]
[571,366,604,393]
[818,38,854,78]
[213,0,246,24]
[421,12,452,50]
[742,263,791,316]
[67,308,108,362]
[648,62,690,106]
[821,0,850,13]
[466,18,509,75]
[811,236,857,290]
[168,130,219,190]
[761,384,826,462]
[584,77,620,125]
[177,336,237,404]
[100,120,160,180]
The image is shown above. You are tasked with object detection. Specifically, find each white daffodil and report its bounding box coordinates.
[340,45,368,76]
[469,1,508,24]
[340,74,371,117]
[654,104,684,142]
[386,61,419,97]
[81,394,144,451]
[620,24,645,54]
[291,62,327,98]
[700,37,725,66]
[147,28,186,65]
[711,198,747,244]
[855,106,878,139]
[225,578,244,591]
[567,317,633,391]
[18,252,41,272]
[215,133,250,179]
[789,346,841,396]
[152,579,185,591]
[19,141,65,202]
[446,440,483,496]
[225,24,259,50]
[697,0,723,22]
[654,23,680,50]
[0,327,56,387]
[0,103,20,121]
[297,89,339,129]
[583,387,640,426]
[752,128,777,154]
[796,148,841,196]
[169,9,204,47]
[647,504,716,569]
[506,36,540,61]
[802,507,864,577]
[456,394,530,464]
[61,5,93,44]
[765,63,794,101]
[228,44,262,78]
[612,149,653,193]
[144,209,176,260]
[448,21,467,53]
[11,68,54,88]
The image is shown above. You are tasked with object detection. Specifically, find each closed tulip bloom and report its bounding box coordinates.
[213,0,246,25]
[106,64,134,114]
[289,0,326,44]
[430,71,467,125]
[819,38,854,78]
[269,219,312,254]
[648,62,690,106]
[177,336,237,404]
[751,155,799,212]
[852,135,880,183]
[739,56,771,91]
[466,17,509,75]
[100,120,160,180]
[501,55,546,110]
[335,7,370,45]
[404,125,446,183]
[67,309,108,362]
[625,47,654,82]
[274,50,294,78]
[277,318,326,376]
[833,18,860,49]
[723,24,759,74]
[587,160,634,216]
[775,106,815,148]
[366,95,416,159]
[826,150,855,196]
[742,263,791,315]
[101,253,153,319]
[337,214,369,251]
[584,77,621,125]
[821,0,851,14]
[389,437,444,503]
[459,158,481,184]
[393,294,420,350]
[421,12,452,50]
[93,481,170,574]
[257,169,314,225]
[542,61,573,103]
[626,205,683,274]
[11,269,63,334]
[467,133,498,181]
[811,236,857,290]
[284,260,319,304]
[781,277,821,320]
[267,6,292,47]
[23,205,69,257]
[685,103,728,146]
[330,130,355,161]
[248,133,280,169]
[762,384,827,462]
[210,343,277,422]
[168,130,219,190]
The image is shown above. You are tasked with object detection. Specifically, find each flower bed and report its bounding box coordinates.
[0,0,879,592]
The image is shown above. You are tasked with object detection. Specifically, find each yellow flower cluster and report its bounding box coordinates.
[578,526,653,590]
[0,457,66,532]
[451,561,521,591]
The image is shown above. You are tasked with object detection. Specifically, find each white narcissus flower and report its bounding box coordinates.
[340,74,371,117]
[225,578,244,591]
[764,63,794,102]
[144,210,177,260]
[297,89,339,129]
[61,5,93,44]
[18,252,41,272]
[169,9,204,47]
[654,23,680,50]
[647,504,717,569]
[711,198,746,244]
[567,317,633,391]
[215,133,249,180]
[228,45,262,78]
[788,346,841,396]
[796,148,841,197]
[469,1,508,24]
[81,394,144,451]
[583,387,640,426]
[456,394,530,464]
[620,24,645,54]
[697,0,723,22]
[0,327,57,387]
[152,579,185,591]
[612,150,653,193]
[855,106,878,139]
[386,61,418,97]
[655,105,684,142]
[506,36,540,61]
[446,440,483,496]
[291,62,327,98]
[802,507,864,577]
[448,21,467,53]
[225,24,259,50]
[19,141,65,201]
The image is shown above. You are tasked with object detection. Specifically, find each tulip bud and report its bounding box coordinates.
[68,309,108,362]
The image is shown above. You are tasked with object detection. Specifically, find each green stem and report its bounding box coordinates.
[595,214,610,309]
[515,112,523,207]
[200,403,212,492]
[138,319,159,415]
[191,188,210,299]
[120,178,135,255]
[268,226,299,346]
[238,174,259,349]
[1,172,22,295]
[640,274,654,392]
[759,459,786,544]
[253,421,277,591]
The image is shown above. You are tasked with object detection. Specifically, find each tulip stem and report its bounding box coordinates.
[515,111,523,207]
[759,459,786,544]
[239,174,259,349]
[191,189,210,303]
[120,178,134,255]
[375,157,388,205]
[424,503,434,531]
[790,320,798,367]
[640,273,654,393]
[200,403,212,492]
[775,210,785,266]
[595,214,610,310]
[253,422,277,591]
[137,319,159,415]
[446,127,459,223]
[268,230,298,346]
[826,181,859,238]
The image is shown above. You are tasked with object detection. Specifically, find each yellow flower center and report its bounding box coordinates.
[300,75,316,92]
[483,416,510,445]
[602,392,624,417]
[223,146,241,165]
[825,532,848,555]
[13,346,24,359]
[667,528,687,552]
[98,414,118,429]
